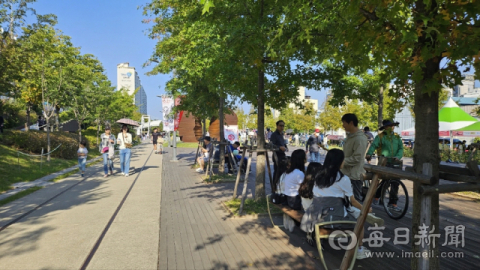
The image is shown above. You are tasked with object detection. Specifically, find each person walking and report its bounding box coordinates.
[151,128,162,154]
[366,120,404,211]
[100,126,116,177]
[294,133,300,146]
[117,124,133,177]
[341,113,368,202]
[306,132,322,163]
[270,120,288,189]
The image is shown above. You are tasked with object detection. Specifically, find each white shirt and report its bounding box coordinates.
[313,173,353,216]
[283,169,305,197]
[117,132,133,149]
[301,197,313,211]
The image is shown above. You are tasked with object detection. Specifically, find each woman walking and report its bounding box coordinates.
[100,126,116,177]
[117,124,133,177]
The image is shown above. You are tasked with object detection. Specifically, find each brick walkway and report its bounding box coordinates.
[159,148,321,269]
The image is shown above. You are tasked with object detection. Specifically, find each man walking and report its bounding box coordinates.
[151,128,162,154]
[270,120,288,188]
[366,120,404,211]
[306,131,321,163]
[341,113,368,202]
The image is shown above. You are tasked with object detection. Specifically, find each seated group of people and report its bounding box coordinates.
[275,148,375,260]
[196,136,247,173]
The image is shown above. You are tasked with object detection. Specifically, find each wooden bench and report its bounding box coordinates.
[266,194,383,270]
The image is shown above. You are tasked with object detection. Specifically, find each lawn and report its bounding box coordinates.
[0,144,100,193]
[224,198,282,216]
[163,142,199,148]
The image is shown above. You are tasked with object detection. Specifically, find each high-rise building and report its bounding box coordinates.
[116,62,147,115]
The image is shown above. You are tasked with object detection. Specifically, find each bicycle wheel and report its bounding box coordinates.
[381,179,409,220]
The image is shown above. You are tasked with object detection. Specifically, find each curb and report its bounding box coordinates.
[0,156,102,202]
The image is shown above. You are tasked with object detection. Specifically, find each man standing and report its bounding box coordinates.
[306,132,321,163]
[364,127,374,141]
[366,120,404,211]
[196,136,213,173]
[341,113,368,202]
[270,120,288,188]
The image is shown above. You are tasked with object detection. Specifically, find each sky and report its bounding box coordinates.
[25,0,329,120]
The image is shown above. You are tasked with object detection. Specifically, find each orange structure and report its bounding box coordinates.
[177,113,238,142]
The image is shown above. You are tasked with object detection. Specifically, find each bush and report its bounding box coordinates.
[0,130,90,159]
[403,146,414,157]
[473,137,480,144]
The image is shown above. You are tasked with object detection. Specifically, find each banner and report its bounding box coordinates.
[174,97,184,131]
[224,125,239,143]
[161,96,175,132]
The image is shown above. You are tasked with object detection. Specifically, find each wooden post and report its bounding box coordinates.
[239,151,253,215]
[233,146,247,199]
[412,163,439,270]
[340,157,387,270]
[265,150,274,194]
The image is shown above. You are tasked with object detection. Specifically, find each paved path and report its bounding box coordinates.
[0,143,162,269]
[159,148,319,269]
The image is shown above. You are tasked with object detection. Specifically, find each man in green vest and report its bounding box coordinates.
[366,120,404,212]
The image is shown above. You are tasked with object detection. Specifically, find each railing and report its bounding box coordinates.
[340,154,480,270]
[15,144,62,171]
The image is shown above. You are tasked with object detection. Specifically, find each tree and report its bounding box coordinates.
[275,1,480,268]
[145,0,306,200]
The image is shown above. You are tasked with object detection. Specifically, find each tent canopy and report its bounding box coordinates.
[438,98,477,131]
[455,121,480,131]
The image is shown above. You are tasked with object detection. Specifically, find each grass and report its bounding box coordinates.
[0,144,101,193]
[454,191,480,201]
[203,173,237,183]
[224,198,282,216]
[0,186,43,207]
[163,142,200,148]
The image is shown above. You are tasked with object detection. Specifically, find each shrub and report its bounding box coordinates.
[473,137,480,144]
[403,146,414,157]
[0,130,90,159]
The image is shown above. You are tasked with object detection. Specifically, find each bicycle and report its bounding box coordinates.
[361,159,409,220]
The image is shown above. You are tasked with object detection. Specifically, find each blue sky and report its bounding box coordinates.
[26,0,329,120]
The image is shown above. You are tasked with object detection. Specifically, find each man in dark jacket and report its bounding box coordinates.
[270,120,288,189]
[306,131,322,163]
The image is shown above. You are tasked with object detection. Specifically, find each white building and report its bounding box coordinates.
[273,86,319,118]
[117,62,147,115]
[453,74,480,98]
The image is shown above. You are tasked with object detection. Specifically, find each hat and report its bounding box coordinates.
[379,120,399,130]
[204,136,211,141]
[105,126,111,130]
[315,128,320,133]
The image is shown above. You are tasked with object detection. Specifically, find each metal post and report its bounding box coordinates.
[41,148,44,170]
[170,130,178,162]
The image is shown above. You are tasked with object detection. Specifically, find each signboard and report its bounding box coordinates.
[174,97,183,131]
[225,125,239,143]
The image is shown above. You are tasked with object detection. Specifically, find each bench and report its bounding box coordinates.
[266,194,384,270]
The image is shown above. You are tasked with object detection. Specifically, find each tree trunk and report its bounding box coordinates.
[55,106,60,131]
[219,96,225,173]
[26,103,31,131]
[46,120,51,162]
[378,85,384,128]
[255,68,266,201]
[411,9,441,266]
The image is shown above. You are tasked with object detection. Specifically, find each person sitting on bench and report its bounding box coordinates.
[302,148,372,260]
[298,162,323,211]
[225,141,248,174]
[283,149,307,210]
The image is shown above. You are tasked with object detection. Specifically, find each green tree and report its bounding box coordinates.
[275,1,480,267]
